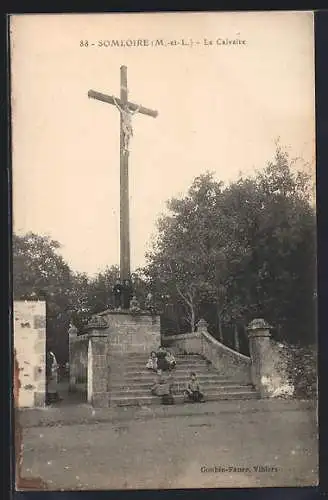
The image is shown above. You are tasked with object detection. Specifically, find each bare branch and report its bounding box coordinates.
[176,282,193,309]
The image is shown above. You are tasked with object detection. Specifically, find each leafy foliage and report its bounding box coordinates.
[145,145,316,345]
[287,344,317,399]
[270,341,317,399]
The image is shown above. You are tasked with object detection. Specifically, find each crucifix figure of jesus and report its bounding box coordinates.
[88,65,158,282]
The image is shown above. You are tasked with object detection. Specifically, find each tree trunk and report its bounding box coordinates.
[175,283,196,334]
[190,305,196,333]
[234,324,240,352]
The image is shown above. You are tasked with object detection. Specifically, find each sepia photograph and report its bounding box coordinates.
[10,11,317,490]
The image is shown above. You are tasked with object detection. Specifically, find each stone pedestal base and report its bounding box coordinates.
[98,310,161,354]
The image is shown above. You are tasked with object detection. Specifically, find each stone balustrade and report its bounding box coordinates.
[163,317,293,398]
[163,319,251,383]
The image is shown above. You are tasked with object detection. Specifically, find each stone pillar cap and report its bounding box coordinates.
[197,318,208,329]
[247,318,273,332]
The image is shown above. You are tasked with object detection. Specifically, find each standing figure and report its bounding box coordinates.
[112,279,123,310]
[145,292,155,314]
[46,350,60,404]
[122,279,133,310]
[68,321,78,338]
[130,295,141,314]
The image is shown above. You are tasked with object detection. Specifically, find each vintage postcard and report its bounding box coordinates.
[10,11,317,490]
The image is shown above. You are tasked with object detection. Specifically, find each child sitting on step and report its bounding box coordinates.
[146,351,158,371]
[184,372,205,403]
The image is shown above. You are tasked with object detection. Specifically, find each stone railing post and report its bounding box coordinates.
[194,318,208,354]
[247,318,273,398]
[196,318,208,333]
[84,315,109,407]
[87,333,109,407]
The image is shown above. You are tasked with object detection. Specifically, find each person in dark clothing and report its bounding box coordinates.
[112,279,123,309]
[156,346,170,371]
[122,279,133,310]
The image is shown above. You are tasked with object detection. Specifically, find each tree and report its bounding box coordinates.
[145,173,229,332]
[145,145,316,346]
[13,232,73,362]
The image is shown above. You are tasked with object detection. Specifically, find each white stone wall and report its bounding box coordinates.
[14,301,46,408]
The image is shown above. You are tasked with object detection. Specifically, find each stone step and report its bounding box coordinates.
[120,371,222,379]
[123,355,207,362]
[118,361,212,371]
[122,369,214,377]
[111,385,255,396]
[110,372,243,382]
[123,365,215,376]
[110,391,259,407]
[110,379,249,389]
[106,352,255,408]
[119,353,204,358]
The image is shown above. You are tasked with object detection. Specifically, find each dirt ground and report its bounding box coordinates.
[20,401,318,490]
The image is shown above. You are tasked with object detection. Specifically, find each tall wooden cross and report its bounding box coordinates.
[88,65,158,282]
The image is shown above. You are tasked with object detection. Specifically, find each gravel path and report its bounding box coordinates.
[20,402,318,490]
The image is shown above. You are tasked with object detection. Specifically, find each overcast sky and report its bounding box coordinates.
[11,11,315,276]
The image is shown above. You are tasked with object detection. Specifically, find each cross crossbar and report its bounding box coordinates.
[88,90,158,118]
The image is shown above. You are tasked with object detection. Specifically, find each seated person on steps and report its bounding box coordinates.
[184,372,205,403]
[156,346,170,371]
[146,351,158,371]
[165,349,176,370]
[151,369,174,405]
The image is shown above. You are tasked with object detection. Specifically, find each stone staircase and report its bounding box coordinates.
[109,353,259,406]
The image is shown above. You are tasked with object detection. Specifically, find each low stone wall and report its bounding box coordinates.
[162,332,201,354]
[162,327,251,383]
[200,330,251,382]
